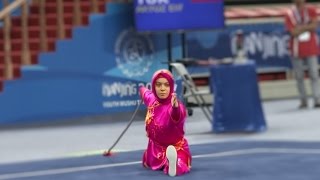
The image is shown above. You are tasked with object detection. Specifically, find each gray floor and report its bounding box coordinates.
[1,98,320,165]
[1,98,320,180]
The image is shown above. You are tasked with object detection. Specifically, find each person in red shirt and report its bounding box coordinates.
[285,0,320,108]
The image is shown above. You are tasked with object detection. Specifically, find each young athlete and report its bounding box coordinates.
[139,69,192,176]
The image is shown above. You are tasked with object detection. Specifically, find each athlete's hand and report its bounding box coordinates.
[171,93,178,108]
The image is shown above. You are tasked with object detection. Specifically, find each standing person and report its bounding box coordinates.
[139,69,192,176]
[285,0,320,108]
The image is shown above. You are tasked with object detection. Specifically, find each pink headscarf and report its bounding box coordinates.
[151,69,174,104]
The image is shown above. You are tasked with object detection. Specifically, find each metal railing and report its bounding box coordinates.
[0,0,29,79]
[0,0,110,79]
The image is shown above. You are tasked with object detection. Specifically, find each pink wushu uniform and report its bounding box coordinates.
[139,70,192,176]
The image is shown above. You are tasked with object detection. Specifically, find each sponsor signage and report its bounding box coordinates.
[134,0,225,32]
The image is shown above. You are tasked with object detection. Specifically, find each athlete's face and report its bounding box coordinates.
[155,77,170,99]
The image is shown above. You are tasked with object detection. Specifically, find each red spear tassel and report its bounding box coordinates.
[103,150,113,156]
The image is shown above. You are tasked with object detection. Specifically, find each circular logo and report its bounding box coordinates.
[115,28,154,77]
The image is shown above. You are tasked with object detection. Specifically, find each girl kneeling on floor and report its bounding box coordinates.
[139,69,192,177]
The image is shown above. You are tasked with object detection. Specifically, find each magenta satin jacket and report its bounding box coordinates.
[140,86,192,175]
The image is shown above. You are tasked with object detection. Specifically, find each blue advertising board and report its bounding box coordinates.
[186,22,320,74]
[134,0,225,32]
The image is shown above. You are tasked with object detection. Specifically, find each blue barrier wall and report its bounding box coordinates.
[186,23,320,73]
[0,3,183,124]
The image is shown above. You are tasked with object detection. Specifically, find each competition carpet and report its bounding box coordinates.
[1,141,319,180]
